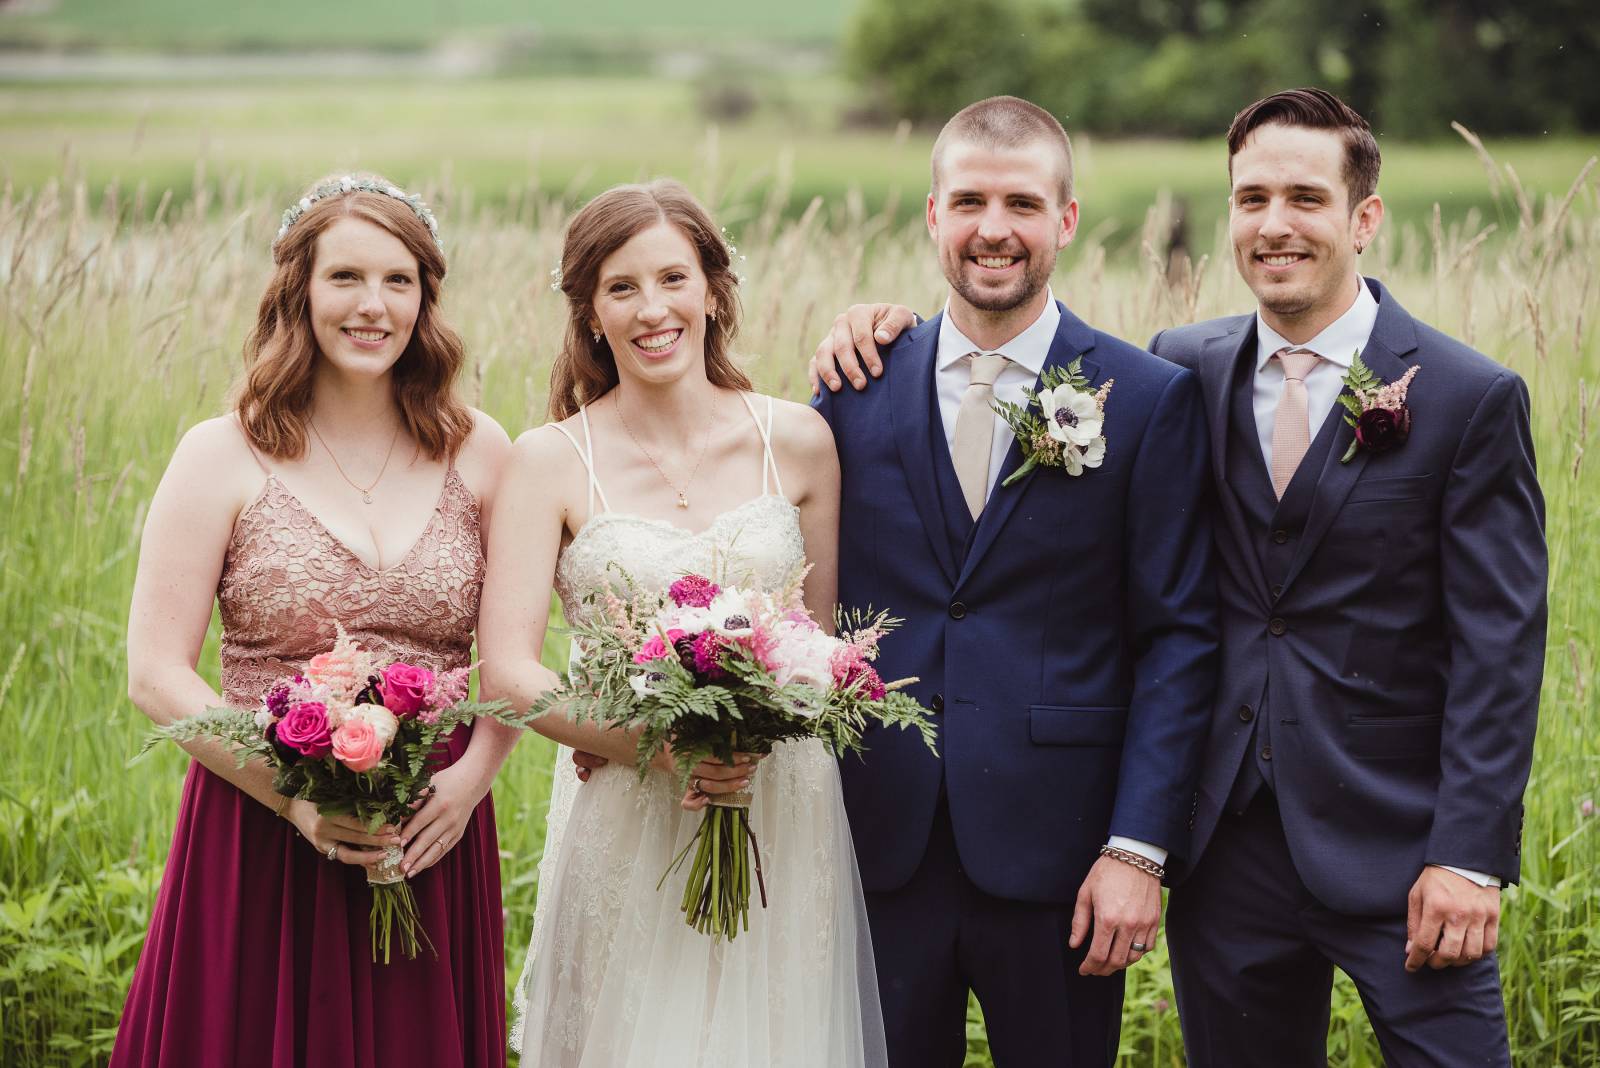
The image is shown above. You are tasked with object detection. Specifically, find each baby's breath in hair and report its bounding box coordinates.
[275,174,442,252]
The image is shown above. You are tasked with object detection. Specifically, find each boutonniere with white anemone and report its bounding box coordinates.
[992,357,1113,484]
[1337,352,1420,462]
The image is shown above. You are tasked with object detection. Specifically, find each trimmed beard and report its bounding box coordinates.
[947,251,1053,314]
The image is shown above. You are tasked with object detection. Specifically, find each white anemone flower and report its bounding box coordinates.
[630,670,667,699]
[707,589,757,639]
[1080,435,1106,469]
[1036,383,1103,448]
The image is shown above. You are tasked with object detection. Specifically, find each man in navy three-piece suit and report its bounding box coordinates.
[1148,90,1544,1068]
[812,96,1219,1066]
[814,89,1545,1067]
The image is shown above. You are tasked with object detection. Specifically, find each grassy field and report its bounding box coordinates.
[0,0,859,48]
[0,140,1597,1065]
[3,78,1597,260]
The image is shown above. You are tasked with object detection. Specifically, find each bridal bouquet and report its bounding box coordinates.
[532,568,937,941]
[144,627,514,962]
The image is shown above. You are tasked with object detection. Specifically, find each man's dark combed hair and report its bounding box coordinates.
[1226,88,1382,207]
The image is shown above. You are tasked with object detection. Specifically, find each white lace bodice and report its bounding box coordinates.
[548,393,805,624]
[554,494,805,626]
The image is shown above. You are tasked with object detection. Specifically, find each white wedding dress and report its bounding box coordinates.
[510,394,887,1068]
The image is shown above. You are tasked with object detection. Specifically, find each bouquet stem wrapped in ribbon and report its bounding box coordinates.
[143,627,519,962]
[529,568,938,941]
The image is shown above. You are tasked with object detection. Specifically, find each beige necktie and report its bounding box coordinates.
[1269,347,1323,498]
[953,352,1009,518]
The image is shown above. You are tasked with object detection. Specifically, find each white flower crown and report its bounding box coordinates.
[274,175,443,253]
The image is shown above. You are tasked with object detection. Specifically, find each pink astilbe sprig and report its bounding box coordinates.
[303,623,377,701]
[1363,365,1419,411]
[423,666,473,716]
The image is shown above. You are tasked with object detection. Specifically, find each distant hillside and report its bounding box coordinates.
[0,0,859,50]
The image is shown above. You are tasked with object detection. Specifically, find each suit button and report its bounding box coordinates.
[1261,745,1273,761]
[1271,584,1284,599]
[949,602,967,620]
[931,693,945,713]
[1238,705,1254,722]
[1269,617,1287,636]
[1272,529,1290,544]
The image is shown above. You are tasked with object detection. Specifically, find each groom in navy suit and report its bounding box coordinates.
[814,89,1546,1067]
[812,96,1218,1066]
[1146,90,1545,1067]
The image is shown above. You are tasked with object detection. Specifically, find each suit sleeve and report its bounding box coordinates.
[1109,368,1219,856]
[1426,371,1546,881]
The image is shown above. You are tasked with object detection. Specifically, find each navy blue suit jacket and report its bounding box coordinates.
[1150,278,1547,915]
[814,302,1218,904]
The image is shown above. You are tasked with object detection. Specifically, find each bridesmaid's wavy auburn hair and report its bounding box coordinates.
[548,179,751,420]
[234,174,472,461]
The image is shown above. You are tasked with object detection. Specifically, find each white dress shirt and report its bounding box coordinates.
[935,292,1059,495]
[1251,279,1498,889]
[935,294,1167,869]
[1252,276,1376,469]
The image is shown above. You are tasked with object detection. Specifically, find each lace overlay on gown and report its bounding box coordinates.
[218,468,483,704]
[510,395,885,1068]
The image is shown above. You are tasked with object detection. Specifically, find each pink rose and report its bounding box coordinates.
[380,662,434,718]
[331,716,386,772]
[634,629,687,665]
[277,701,333,757]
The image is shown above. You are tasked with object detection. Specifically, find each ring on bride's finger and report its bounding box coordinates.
[692,777,703,793]
[325,843,339,862]
[1130,942,1149,953]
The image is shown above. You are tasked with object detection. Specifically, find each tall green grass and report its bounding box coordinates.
[0,140,1596,1066]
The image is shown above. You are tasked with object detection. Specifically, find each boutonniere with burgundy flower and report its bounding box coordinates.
[992,358,1114,484]
[1337,352,1420,462]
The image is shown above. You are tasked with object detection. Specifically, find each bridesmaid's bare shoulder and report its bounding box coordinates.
[165,414,274,517]
[453,407,514,501]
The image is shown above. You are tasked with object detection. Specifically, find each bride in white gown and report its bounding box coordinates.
[479,180,886,1068]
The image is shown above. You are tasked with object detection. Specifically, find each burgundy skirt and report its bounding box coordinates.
[110,725,505,1068]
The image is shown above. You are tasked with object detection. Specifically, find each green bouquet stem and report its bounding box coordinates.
[662,793,768,941]
[367,844,435,963]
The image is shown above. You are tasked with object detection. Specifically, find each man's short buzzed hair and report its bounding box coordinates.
[931,96,1075,206]
[1226,87,1382,208]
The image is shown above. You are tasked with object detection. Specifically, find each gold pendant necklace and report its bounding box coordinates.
[615,390,715,509]
[309,419,401,505]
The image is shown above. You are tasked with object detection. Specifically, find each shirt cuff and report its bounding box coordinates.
[1107,836,1168,868]
[1435,864,1501,888]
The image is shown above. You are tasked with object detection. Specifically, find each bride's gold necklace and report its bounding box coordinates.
[309,419,402,505]
[614,390,716,509]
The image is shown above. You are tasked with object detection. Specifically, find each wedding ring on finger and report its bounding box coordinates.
[1130,942,1149,953]
[325,843,339,862]
[692,777,703,793]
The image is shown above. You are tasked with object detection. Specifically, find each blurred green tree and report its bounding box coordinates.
[846,0,1599,137]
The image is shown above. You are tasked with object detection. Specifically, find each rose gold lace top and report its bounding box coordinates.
[217,468,483,707]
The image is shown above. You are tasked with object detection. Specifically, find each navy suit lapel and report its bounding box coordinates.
[889,314,961,586]
[1200,322,1273,608]
[1279,280,1421,594]
[955,303,1096,591]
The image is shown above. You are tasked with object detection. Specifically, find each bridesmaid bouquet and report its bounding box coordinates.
[143,627,514,962]
[530,567,937,941]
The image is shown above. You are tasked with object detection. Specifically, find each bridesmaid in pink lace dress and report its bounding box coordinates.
[113,175,515,1067]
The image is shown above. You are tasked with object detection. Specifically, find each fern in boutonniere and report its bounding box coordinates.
[1337,350,1420,462]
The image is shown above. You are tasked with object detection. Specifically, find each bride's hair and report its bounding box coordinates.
[548,179,751,420]
[234,172,472,461]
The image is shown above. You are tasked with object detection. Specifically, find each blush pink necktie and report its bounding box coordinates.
[1269,347,1323,499]
[953,352,1010,519]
